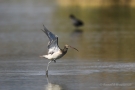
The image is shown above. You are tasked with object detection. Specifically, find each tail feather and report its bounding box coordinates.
[40,55,47,58]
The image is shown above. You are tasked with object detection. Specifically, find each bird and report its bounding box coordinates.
[69,14,84,28]
[40,25,78,77]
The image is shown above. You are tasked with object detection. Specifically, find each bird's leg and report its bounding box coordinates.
[46,74,50,83]
[53,59,56,63]
[46,60,52,77]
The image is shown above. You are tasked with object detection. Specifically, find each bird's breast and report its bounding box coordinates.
[47,50,64,60]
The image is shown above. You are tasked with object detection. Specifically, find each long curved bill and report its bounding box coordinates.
[69,45,79,52]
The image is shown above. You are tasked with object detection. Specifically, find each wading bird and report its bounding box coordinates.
[40,25,78,77]
[69,14,84,28]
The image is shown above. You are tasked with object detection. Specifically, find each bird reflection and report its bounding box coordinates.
[45,76,62,90]
[45,83,62,90]
[71,29,83,37]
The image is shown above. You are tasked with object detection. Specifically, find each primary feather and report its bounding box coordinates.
[42,25,60,54]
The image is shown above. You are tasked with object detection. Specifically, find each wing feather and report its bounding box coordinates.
[42,25,60,54]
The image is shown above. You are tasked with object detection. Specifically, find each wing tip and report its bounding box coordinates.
[43,24,45,28]
[41,24,48,33]
[43,25,47,30]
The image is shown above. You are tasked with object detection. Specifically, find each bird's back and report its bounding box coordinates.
[74,19,83,27]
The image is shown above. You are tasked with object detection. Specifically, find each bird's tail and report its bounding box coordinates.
[40,55,47,58]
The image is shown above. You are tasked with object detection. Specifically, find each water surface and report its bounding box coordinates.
[0,1,135,90]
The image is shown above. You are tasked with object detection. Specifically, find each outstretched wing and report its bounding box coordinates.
[42,25,60,54]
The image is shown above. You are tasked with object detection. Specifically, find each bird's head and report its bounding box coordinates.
[64,44,78,52]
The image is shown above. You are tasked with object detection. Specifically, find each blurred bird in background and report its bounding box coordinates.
[69,14,84,28]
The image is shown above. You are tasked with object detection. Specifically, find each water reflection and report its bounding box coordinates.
[45,76,62,90]
[71,29,83,37]
[45,83,62,90]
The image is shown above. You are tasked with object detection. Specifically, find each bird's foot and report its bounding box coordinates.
[46,70,48,77]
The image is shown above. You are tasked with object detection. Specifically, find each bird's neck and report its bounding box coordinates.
[62,47,68,54]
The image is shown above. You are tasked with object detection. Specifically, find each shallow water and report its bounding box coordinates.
[0,57,135,90]
[0,0,135,90]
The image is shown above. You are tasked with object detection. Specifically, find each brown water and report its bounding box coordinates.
[0,0,135,90]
